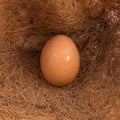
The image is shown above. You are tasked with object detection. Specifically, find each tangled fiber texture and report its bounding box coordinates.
[0,0,120,120]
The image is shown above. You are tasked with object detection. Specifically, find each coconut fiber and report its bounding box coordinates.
[0,0,120,120]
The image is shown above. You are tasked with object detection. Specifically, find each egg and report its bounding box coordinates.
[40,35,80,86]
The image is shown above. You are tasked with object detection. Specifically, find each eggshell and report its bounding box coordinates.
[40,35,80,86]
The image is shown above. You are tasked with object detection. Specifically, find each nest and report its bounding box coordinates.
[0,0,120,119]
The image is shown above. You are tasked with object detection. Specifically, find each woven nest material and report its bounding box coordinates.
[0,0,120,120]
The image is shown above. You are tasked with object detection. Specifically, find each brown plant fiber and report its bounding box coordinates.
[0,0,120,120]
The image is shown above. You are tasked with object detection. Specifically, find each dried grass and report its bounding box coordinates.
[0,0,120,119]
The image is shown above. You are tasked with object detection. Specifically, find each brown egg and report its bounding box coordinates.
[40,35,80,86]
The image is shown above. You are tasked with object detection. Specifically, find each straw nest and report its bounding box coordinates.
[0,0,120,119]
